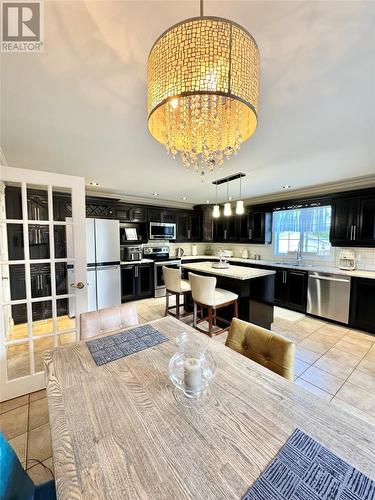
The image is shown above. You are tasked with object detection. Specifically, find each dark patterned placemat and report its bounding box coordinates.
[243,429,374,500]
[86,324,168,366]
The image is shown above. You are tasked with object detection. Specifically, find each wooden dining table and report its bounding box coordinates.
[44,316,375,499]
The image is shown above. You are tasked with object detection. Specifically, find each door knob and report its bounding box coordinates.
[70,282,85,289]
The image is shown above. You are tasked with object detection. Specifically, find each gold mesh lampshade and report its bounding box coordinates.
[147,16,259,177]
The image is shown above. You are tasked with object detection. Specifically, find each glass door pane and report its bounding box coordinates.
[1,169,87,402]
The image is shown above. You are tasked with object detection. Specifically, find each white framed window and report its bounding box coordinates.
[273,205,332,258]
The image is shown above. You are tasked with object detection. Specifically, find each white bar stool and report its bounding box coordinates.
[163,266,191,320]
[188,272,238,337]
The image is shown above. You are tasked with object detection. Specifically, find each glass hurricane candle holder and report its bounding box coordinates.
[169,332,217,407]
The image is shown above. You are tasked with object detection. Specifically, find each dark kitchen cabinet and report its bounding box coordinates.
[238,211,272,244]
[350,277,375,333]
[189,213,201,241]
[201,205,214,241]
[330,194,375,247]
[121,263,153,302]
[121,265,137,301]
[131,207,148,223]
[177,212,201,241]
[149,209,176,223]
[274,269,288,304]
[86,199,115,219]
[116,206,131,221]
[177,213,188,241]
[116,205,148,223]
[137,264,154,298]
[330,198,356,245]
[149,209,162,222]
[274,268,308,312]
[287,270,308,311]
[162,211,177,224]
[356,196,375,244]
[214,216,237,242]
[238,213,249,241]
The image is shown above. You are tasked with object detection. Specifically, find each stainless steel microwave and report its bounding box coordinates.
[149,222,176,240]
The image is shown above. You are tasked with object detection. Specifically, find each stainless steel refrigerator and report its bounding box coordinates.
[68,218,121,315]
[86,218,121,311]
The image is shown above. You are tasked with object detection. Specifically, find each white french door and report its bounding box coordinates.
[0,166,87,401]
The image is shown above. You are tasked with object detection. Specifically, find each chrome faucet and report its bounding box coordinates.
[296,240,303,264]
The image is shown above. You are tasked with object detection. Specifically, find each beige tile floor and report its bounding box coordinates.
[1,298,375,484]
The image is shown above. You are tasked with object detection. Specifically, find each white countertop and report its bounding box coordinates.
[181,261,275,281]
[180,255,375,280]
[121,259,153,265]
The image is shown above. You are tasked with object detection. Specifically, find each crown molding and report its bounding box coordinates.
[244,174,375,206]
[85,189,194,210]
[86,174,375,209]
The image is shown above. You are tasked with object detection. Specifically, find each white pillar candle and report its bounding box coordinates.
[184,358,202,393]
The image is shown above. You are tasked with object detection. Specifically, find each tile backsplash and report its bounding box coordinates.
[170,242,375,271]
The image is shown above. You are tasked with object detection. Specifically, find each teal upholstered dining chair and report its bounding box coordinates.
[0,432,56,500]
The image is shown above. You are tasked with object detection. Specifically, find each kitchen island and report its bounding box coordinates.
[181,261,275,329]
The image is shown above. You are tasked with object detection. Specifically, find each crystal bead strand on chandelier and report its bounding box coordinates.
[164,95,246,179]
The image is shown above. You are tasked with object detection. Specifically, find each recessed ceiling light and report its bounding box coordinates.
[181,196,187,200]
[205,200,210,204]
[89,181,99,186]
[153,192,159,196]
[283,185,291,189]
[228,196,233,201]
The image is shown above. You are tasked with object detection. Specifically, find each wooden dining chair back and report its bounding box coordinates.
[80,303,138,340]
[226,318,295,381]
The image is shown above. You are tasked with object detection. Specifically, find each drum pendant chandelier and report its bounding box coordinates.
[147,0,260,179]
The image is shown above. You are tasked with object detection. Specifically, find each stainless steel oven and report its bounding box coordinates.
[154,260,181,297]
[143,245,180,297]
[149,222,176,240]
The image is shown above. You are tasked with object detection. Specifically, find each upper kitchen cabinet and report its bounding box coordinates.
[330,197,357,245]
[176,212,201,241]
[86,198,116,219]
[116,204,148,223]
[356,196,375,244]
[148,208,176,224]
[213,215,237,242]
[201,205,214,242]
[162,211,177,223]
[238,210,272,244]
[148,208,162,222]
[116,206,131,222]
[330,193,375,247]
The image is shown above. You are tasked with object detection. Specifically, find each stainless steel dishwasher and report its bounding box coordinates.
[307,271,351,324]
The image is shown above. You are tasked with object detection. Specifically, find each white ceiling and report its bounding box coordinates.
[1,0,375,206]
